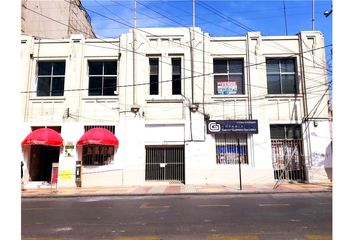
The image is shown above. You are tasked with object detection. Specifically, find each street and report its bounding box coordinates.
[22,192,332,240]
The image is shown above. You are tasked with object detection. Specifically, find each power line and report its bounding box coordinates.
[22,4,331,105]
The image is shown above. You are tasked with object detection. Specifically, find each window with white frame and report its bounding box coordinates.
[266,58,298,94]
[149,58,159,95]
[172,58,182,95]
[36,61,65,96]
[213,59,244,95]
[215,134,248,164]
[88,60,117,96]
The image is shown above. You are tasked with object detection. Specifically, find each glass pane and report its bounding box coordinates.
[38,62,52,75]
[52,77,64,96]
[150,75,159,95]
[214,60,227,73]
[286,125,302,139]
[149,58,159,75]
[52,61,66,75]
[172,58,181,75]
[229,74,243,94]
[104,61,117,75]
[267,74,281,94]
[282,74,297,94]
[37,77,50,96]
[281,59,295,72]
[89,61,103,75]
[89,77,102,96]
[172,75,181,95]
[229,60,243,73]
[214,75,228,95]
[266,59,280,73]
[103,77,117,95]
[270,125,285,139]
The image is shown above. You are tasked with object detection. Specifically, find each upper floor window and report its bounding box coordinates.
[172,58,182,95]
[266,58,297,94]
[149,58,159,95]
[213,59,244,95]
[37,61,65,96]
[88,60,117,96]
[270,124,302,140]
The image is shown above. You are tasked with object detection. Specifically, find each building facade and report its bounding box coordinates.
[20,27,332,189]
[21,0,95,39]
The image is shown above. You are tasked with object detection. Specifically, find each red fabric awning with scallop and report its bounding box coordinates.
[21,128,63,146]
[76,128,119,147]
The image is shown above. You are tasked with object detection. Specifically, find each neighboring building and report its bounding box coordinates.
[20,27,332,189]
[21,0,95,39]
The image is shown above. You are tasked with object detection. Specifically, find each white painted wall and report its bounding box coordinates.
[21,28,331,187]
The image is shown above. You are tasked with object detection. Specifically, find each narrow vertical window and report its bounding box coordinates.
[172,58,181,95]
[37,61,65,96]
[149,58,159,95]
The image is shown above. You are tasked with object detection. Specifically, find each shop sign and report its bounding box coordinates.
[207,120,258,134]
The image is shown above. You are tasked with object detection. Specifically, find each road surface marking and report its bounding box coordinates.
[114,236,160,240]
[22,238,63,240]
[199,204,230,208]
[23,207,53,211]
[139,202,170,209]
[305,234,332,240]
[208,235,259,240]
[258,203,290,207]
[319,202,332,205]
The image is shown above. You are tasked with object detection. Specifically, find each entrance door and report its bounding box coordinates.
[145,146,185,183]
[29,145,60,182]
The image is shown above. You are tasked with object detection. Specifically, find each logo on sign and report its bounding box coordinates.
[208,122,221,132]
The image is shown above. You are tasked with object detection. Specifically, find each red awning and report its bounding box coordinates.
[76,128,119,147]
[21,128,63,146]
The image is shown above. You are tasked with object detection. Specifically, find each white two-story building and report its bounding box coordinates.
[20,27,332,189]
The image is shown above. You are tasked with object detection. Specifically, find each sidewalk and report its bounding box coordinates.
[21,181,332,198]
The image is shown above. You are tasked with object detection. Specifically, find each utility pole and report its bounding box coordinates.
[192,0,195,28]
[312,0,315,30]
[133,0,137,106]
[190,0,195,104]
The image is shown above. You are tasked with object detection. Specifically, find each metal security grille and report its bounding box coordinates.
[84,125,115,133]
[270,124,306,181]
[145,146,185,183]
[271,139,306,181]
[215,134,248,164]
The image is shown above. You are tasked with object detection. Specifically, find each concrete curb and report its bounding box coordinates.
[21,189,332,199]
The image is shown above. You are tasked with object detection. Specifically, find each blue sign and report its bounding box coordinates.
[207,120,258,134]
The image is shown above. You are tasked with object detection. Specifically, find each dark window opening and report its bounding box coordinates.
[213,59,244,95]
[172,58,181,95]
[149,58,159,95]
[266,58,298,94]
[37,61,65,96]
[88,60,117,96]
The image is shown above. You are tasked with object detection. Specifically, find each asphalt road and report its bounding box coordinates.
[22,192,332,240]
